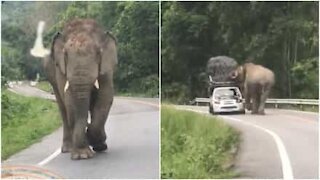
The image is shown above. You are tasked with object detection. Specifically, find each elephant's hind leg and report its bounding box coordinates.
[258,85,271,115]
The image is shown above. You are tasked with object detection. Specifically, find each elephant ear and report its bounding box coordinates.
[99,31,118,75]
[51,32,66,75]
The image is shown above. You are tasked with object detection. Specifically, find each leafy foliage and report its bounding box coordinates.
[114,2,159,97]
[1,1,159,97]
[162,2,318,102]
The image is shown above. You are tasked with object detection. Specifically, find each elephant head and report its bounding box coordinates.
[30,19,117,159]
[229,63,275,115]
[229,65,246,83]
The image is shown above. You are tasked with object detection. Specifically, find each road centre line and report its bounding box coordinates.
[176,107,294,180]
[37,148,61,166]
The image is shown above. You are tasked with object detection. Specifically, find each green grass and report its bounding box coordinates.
[161,105,240,179]
[1,90,61,160]
[35,81,53,93]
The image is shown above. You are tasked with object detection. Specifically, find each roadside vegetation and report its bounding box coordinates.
[1,90,61,160]
[161,105,240,179]
[35,81,52,93]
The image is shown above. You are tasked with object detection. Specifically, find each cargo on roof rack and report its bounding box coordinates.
[208,80,237,87]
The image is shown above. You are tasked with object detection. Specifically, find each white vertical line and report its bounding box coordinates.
[158,1,162,179]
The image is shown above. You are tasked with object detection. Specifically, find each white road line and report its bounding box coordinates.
[37,148,61,166]
[221,115,294,180]
[175,107,294,180]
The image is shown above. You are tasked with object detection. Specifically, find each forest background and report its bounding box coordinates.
[2,1,159,97]
[162,1,318,103]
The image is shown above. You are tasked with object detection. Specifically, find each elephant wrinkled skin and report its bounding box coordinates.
[230,63,274,115]
[31,19,117,160]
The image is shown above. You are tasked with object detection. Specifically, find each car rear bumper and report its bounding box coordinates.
[212,103,244,113]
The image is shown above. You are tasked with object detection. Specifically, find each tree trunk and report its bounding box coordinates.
[287,36,292,98]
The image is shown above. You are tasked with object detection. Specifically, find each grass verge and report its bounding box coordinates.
[161,105,240,179]
[35,81,53,93]
[1,90,61,160]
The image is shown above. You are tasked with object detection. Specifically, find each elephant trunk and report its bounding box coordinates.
[68,82,93,148]
[67,77,97,119]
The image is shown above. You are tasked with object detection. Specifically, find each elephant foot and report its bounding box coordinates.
[258,111,265,115]
[71,147,94,160]
[251,111,259,114]
[246,104,252,111]
[61,142,72,153]
[91,142,108,152]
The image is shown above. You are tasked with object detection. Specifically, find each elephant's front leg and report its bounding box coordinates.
[87,76,113,152]
[59,95,72,153]
[244,88,252,111]
[62,120,73,153]
[251,97,259,114]
[65,95,93,160]
[50,84,72,153]
[71,118,94,159]
[245,96,252,111]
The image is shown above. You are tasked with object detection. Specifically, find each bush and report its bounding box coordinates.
[161,83,190,104]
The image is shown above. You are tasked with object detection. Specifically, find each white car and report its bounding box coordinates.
[209,86,245,114]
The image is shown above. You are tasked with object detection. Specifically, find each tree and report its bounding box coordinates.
[162,1,318,102]
[1,1,159,97]
[114,2,159,96]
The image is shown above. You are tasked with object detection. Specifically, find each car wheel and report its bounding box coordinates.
[239,110,245,114]
[209,105,214,114]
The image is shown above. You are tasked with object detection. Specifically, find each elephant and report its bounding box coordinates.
[229,62,274,115]
[30,19,117,159]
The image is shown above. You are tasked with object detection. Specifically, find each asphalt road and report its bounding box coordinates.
[177,105,318,179]
[4,85,159,179]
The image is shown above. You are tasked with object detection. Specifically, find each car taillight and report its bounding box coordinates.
[237,99,243,103]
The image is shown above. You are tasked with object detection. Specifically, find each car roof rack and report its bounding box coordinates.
[209,81,238,88]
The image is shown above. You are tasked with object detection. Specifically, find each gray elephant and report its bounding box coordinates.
[30,19,117,159]
[229,62,274,115]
